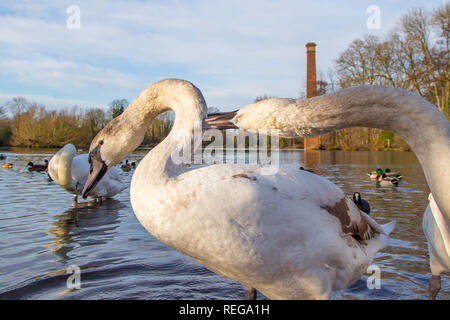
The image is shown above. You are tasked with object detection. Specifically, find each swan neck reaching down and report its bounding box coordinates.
[85,79,207,193]
[57,144,76,190]
[128,80,206,178]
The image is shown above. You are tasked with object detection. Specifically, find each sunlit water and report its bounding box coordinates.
[0,147,448,300]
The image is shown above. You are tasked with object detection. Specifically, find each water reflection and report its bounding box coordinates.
[45,200,125,263]
[0,148,448,299]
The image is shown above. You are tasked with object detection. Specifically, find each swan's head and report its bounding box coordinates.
[82,114,145,198]
[82,138,108,198]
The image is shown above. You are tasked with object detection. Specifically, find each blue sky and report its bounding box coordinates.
[0,0,446,112]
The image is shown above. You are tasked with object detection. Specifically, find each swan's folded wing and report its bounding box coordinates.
[106,166,123,182]
[71,154,89,183]
[96,177,127,198]
[321,197,375,241]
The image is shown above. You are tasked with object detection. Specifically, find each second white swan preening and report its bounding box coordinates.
[82,79,394,299]
[49,144,127,202]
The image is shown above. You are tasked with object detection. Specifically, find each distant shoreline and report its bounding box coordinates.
[0,145,412,152]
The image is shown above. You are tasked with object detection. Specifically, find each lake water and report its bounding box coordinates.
[0,147,448,300]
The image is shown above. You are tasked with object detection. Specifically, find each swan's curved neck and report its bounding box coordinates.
[114,79,207,182]
[239,86,450,220]
[304,87,450,220]
[58,149,75,191]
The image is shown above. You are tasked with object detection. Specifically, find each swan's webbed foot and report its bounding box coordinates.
[429,275,441,300]
[244,287,257,300]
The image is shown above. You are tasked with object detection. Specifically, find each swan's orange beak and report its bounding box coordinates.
[203,111,238,130]
[82,154,108,198]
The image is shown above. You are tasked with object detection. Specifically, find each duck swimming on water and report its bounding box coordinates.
[121,160,132,172]
[27,160,48,172]
[377,174,400,187]
[1,162,13,169]
[384,168,402,179]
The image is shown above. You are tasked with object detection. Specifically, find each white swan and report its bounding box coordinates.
[206,85,450,298]
[82,79,394,299]
[423,193,450,299]
[48,144,127,203]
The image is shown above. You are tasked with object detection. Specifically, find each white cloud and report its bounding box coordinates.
[0,93,107,110]
[0,57,146,90]
[0,0,445,110]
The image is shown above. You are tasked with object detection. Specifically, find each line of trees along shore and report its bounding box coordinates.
[0,4,448,150]
[0,98,173,148]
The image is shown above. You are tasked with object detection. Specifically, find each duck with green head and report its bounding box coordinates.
[367,168,383,180]
[27,160,48,172]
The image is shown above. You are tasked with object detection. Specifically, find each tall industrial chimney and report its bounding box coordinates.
[304,42,320,151]
[306,42,317,99]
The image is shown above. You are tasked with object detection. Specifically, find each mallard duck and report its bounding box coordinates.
[299,166,314,173]
[27,160,48,172]
[1,162,13,169]
[367,168,383,179]
[121,160,132,172]
[384,168,402,179]
[352,192,371,215]
[377,174,400,187]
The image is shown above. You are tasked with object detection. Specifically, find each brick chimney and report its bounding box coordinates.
[305,42,317,98]
[304,42,320,151]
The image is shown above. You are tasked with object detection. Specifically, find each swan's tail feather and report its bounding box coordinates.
[364,221,396,257]
[381,221,396,235]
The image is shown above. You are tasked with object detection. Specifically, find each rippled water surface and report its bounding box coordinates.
[0,148,448,300]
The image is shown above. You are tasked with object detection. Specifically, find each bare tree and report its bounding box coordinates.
[109,98,129,119]
[335,4,449,118]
